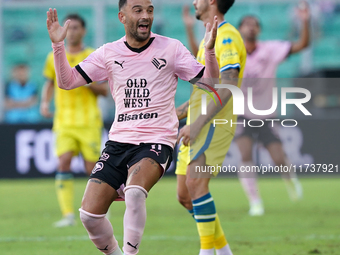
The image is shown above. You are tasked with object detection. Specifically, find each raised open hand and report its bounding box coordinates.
[46,8,71,43]
[296,1,311,22]
[204,16,218,50]
[182,6,196,29]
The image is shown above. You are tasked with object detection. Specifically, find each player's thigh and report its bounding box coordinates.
[126,158,162,192]
[81,178,118,214]
[126,143,173,191]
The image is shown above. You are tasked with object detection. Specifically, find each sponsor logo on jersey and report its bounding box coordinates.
[114,60,125,69]
[117,112,159,122]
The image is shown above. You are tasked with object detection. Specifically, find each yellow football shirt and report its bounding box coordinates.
[43,48,102,130]
[188,21,246,134]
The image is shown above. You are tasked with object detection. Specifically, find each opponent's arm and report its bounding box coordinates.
[176,100,189,120]
[178,69,239,146]
[183,6,199,56]
[195,69,238,127]
[46,8,87,90]
[40,79,54,118]
[290,2,310,54]
[196,16,219,89]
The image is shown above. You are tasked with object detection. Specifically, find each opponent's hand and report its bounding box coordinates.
[204,16,218,50]
[182,6,196,29]
[177,124,201,147]
[46,8,70,43]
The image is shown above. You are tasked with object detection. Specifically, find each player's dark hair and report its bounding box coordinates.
[64,13,86,28]
[239,15,261,28]
[119,0,127,10]
[217,0,235,15]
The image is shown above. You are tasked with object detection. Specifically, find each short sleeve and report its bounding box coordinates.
[43,52,55,81]
[77,45,109,83]
[218,35,241,73]
[268,40,292,64]
[174,41,205,82]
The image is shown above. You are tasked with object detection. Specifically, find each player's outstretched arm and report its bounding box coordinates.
[47,8,88,90]
[197,16,219,90]
[290,1,311,54]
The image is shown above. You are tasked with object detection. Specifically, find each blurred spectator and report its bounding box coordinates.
[4,63,40,123]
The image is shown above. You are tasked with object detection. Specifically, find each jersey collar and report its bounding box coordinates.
[124,35,155,54]
[218,21,227,28]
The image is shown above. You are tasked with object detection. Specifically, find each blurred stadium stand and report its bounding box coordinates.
[1,0,340,121]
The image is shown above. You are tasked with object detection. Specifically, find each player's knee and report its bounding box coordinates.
[185,176,201,190]
[79,208,106,229]
[58,160,72,171]
[124,185,148,212]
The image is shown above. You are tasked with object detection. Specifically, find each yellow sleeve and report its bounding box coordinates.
[216,32,241,73]
[43,52,55,81]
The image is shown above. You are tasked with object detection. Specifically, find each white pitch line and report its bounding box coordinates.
[0,234,339,243]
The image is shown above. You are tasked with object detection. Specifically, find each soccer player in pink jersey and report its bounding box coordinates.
[236,3,311,216]
[45,0,220,254]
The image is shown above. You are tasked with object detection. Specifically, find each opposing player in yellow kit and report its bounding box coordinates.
[41,13,107,227]
[176,0,246,254]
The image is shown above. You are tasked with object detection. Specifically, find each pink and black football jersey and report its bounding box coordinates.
[77,33,204,148]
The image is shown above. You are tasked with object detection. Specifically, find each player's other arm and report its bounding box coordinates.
[183,6,199,56]
[40,79,54,118]
[88,81,108,97]
[176,101,189,120]
[46,8,88,90]
[290,2,311,54]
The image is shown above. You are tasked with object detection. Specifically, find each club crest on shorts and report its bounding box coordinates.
[92,162,104,174]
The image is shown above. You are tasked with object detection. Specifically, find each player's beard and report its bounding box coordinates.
[129,20,152,43]
[195,0,209,21]
[131,29,150,42]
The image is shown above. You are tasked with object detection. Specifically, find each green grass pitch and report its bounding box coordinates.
[0,177,339,255]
